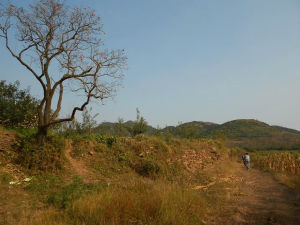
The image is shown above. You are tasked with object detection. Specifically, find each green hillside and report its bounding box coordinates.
[163,121,218,138]
[164,119,300,150]
[94,121,157,136]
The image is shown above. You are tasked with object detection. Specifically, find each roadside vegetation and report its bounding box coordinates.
[0,123,230,225]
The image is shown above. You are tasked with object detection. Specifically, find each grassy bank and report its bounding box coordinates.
[0,128,232,225]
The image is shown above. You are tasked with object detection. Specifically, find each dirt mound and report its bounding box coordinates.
[181,147,220,173]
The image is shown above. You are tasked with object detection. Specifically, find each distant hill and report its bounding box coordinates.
[163,119,300,150]
[94,120,157,136]
[94,119,300,150]
[163,121,218,138]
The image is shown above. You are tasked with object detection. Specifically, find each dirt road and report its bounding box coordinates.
[229,162,300,225]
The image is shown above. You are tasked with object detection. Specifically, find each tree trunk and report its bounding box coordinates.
[37,125,48,144]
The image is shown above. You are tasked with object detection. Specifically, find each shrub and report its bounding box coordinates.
[16,133,66,173]
[131,108,148,136]
[94,134,117,147]
[133,158,160,178]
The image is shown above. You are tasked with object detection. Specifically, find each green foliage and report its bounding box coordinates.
[16,133,65,173]
[0,80,39,128]
[163,121,218,139]
[131,108,148,136]
[94,134,117,147]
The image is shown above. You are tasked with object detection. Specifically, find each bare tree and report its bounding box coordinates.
[0,0,126,143]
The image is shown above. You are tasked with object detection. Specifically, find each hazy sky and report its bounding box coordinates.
[1,0,300,130]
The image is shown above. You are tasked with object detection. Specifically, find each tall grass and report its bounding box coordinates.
[67,179,223,225]
[16,178,226,225]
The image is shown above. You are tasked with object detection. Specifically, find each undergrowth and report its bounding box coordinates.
[16,132,66,173]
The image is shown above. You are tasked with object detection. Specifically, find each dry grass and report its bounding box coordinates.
[70,180,216,225]
[5,180,226,225]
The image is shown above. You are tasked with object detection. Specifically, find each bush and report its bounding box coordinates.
[131,108,148,136]
[94,134,117,147]
[16,133,66,173]
[133,158,160,178]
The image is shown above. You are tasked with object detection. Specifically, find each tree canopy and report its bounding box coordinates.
[0,80,39,128]
[0,0,126,142]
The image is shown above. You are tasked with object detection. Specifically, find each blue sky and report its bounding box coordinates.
[1,0,300,129]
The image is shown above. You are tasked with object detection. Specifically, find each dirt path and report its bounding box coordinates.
[228,161,300,225]
[65,140,99,183]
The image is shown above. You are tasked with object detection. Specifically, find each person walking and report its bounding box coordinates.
[242,153,250,170]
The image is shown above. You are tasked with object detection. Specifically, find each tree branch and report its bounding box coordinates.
[50,83,63,121]
[49,86,95,125]
[3,31,47,94]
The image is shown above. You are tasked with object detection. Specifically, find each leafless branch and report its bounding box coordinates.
[0,0,126,139]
